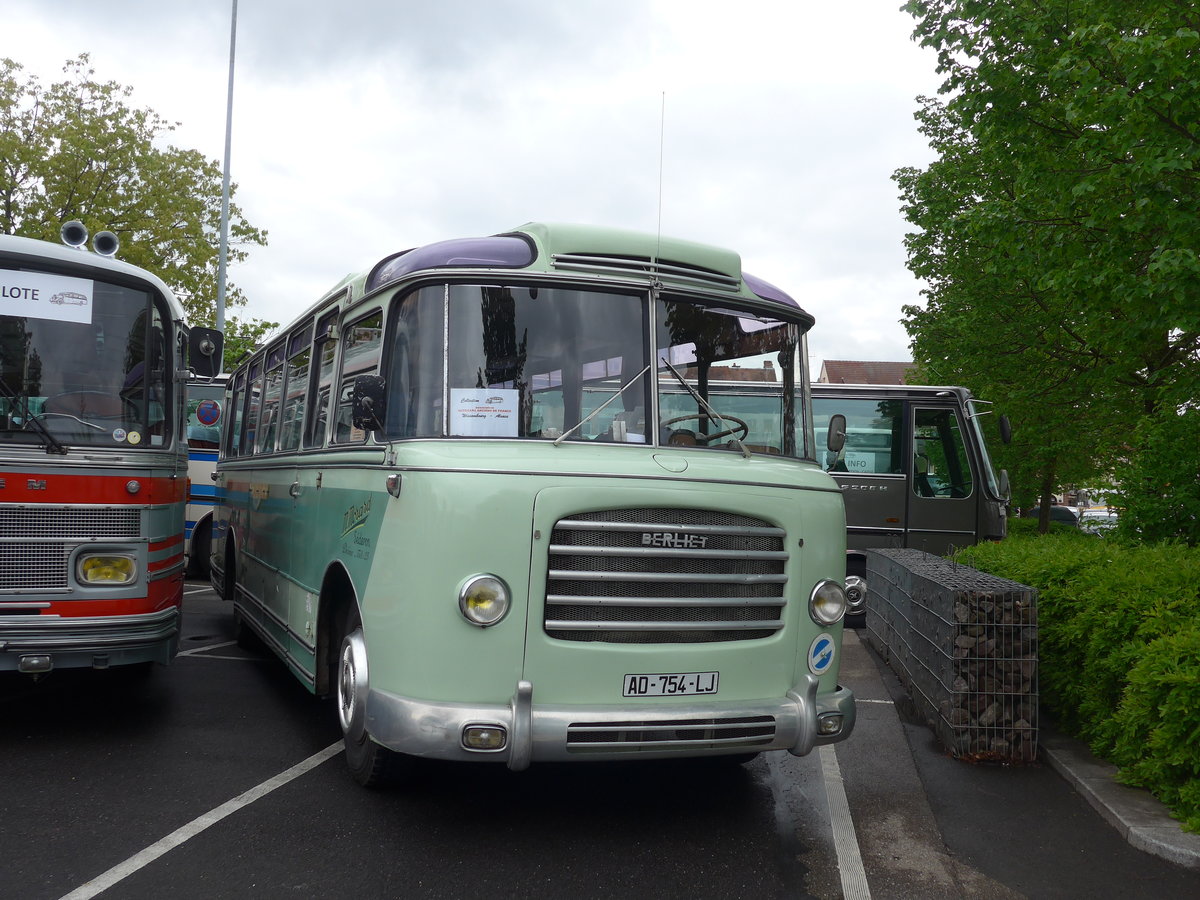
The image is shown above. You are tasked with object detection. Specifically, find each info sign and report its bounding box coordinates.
[0,270,94,325]
[450,388,519,437]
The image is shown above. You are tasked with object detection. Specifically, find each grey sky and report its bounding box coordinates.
[9,0,943,368]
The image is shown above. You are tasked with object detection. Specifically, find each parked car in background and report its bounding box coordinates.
[1079,508,1119,535]
[1021,505,1079,527]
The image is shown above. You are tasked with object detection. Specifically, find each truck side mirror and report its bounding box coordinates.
[352,375,387,431]
[827,414,846,453]
[188,327,224,379]
[999,415,1012,445]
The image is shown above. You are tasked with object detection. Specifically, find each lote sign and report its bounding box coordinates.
[0,271,94,325]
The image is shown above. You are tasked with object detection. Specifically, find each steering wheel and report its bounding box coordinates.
[662,412,750,445]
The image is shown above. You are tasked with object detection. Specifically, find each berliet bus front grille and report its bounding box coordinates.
[0,507,141,590]
[545,508,788,643]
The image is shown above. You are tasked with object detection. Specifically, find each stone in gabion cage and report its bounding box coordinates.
[864,548,1038,764]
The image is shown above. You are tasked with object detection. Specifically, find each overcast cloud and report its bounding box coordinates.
[9,0,942,368]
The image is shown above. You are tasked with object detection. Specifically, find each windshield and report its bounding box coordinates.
[0,276,171,449]
[965,398,1004,498]
[380,283,809,458]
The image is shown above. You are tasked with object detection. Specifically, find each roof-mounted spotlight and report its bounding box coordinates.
[60,220,88,249]
[93,231,120,258]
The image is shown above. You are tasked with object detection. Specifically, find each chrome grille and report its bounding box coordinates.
[566,715,776,753]
[545,508,787,643]
[0,507,141,590]
[550,253,740,291]
[0,544,71,589]
[0,508,140,539]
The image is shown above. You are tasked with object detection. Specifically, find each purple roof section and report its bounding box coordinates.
[366,235,536,292]
[364,232,812,328]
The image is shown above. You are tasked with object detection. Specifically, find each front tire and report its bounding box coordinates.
[337,619,410,787]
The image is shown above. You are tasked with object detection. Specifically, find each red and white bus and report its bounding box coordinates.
[0,224,221,675]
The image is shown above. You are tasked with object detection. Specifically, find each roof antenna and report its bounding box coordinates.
[653,91,666,291]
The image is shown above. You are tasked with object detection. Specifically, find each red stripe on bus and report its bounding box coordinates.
[43,575,183,617]
[0,472,185,504]
[151,534,184,551]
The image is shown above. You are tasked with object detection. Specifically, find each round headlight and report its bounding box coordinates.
[809,579,847,625]
[458,574,511,627]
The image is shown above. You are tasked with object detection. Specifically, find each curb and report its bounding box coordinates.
[1039,729,1200,870]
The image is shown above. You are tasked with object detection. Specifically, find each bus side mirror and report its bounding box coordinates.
[189,327,224,379]
[999,414,1012,445]
[826,414,846,453]
[998,468,1011,501]
[352,375,387,431]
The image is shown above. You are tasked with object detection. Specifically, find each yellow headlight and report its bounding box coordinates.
[458,574,511,627]
[78,555,136,584]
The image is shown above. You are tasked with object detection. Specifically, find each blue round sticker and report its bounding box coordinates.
[807,632,835,676]
[195,398,222,426]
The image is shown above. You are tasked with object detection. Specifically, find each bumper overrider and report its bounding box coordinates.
[366,674,856,769]
[0,608,179,672]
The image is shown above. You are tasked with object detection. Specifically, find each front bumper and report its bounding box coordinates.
[0,607,179,672]
[366,674,856,769]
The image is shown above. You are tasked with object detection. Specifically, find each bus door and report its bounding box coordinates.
[817,397,906,553]
[906,404,978,555]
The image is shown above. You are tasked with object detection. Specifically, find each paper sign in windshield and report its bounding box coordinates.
[450,389,519,437]
[1,271,94,324]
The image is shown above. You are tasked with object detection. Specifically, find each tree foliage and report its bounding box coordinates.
[0,55,275,360]
[895,1,1200,534]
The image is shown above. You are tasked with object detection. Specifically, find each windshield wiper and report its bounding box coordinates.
[0,380,67,455]
[554,364,652,446]
[660,357,751,458]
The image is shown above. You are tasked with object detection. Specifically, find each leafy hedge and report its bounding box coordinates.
[953,526,1200,832]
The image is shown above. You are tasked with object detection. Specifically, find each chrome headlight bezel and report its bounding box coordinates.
[458,574,511,627]
[809,579,847,625]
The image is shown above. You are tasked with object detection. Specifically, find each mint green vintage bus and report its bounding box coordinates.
[211,222,855,786]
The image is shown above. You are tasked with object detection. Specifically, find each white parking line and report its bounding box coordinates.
[58,742,343,900]
[177,640,238,657]
[821,745,871,899]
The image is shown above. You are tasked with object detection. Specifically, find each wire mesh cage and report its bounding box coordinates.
[865,548,1038,763]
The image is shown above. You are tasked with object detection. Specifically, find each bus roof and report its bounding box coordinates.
[0,233,182,312]
[328,222,814,329]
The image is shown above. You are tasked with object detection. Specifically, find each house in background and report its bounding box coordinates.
[817,360,916,385]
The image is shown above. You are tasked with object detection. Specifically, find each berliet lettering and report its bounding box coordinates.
[641,532,709,549]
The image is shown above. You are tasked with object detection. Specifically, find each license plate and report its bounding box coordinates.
[622,671,719,697]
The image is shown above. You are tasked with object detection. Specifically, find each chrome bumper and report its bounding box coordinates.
[366,675,856,770]
[0,607,179,672]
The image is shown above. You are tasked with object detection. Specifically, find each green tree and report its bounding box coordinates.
[0,54,275,360]
[895,0,1200,530]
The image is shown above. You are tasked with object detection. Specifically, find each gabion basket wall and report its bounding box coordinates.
[864,548,1038,763]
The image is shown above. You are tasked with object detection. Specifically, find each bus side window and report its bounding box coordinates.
[241,361,264,456]
[304,310,339,449]
[278,322,313,452]
[333,312,383,444]
[912,408,974,498]
[256,345,285,455]
[225,372,245,458]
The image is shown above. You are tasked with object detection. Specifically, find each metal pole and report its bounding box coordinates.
[215,0,238,342]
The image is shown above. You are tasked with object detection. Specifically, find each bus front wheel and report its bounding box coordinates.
[337,619,410,787]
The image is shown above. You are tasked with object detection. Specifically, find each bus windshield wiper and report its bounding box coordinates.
[0,379,67,455]
[554,364,651,446]
[660,357,751,458]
